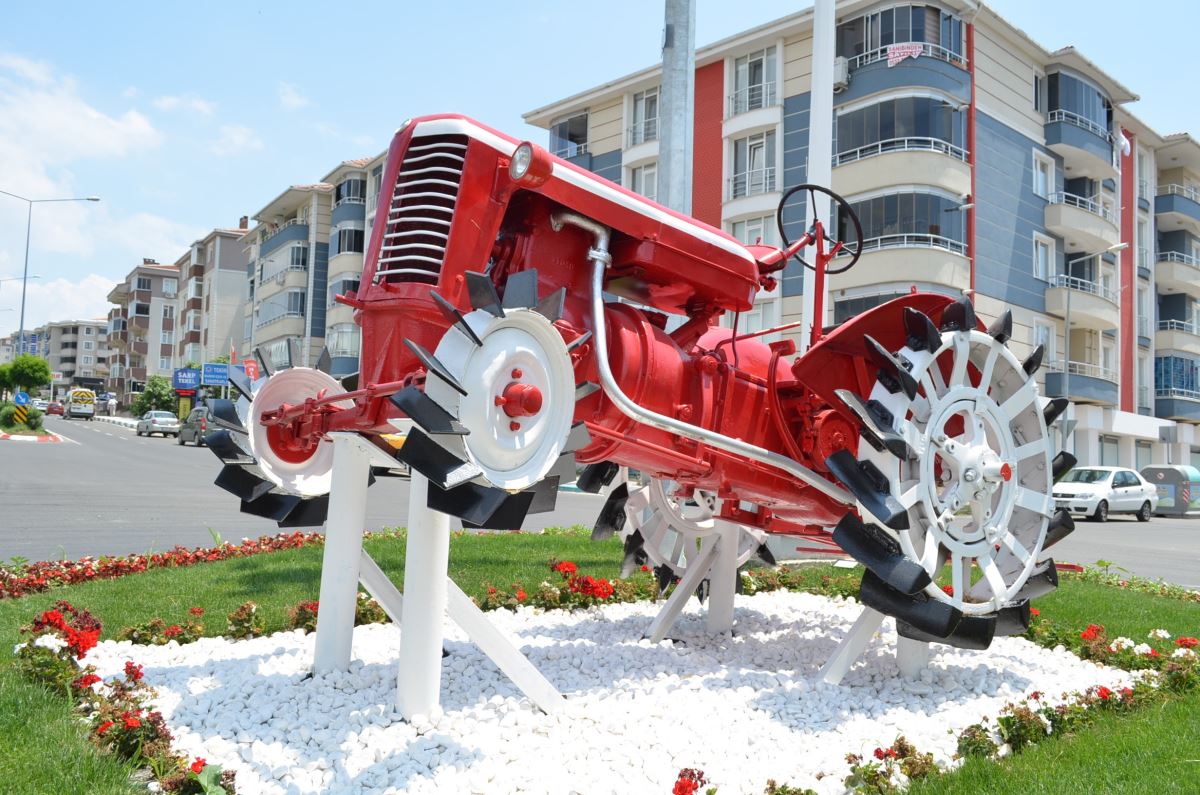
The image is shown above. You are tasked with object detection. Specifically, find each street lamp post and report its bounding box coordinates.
[0,190,100,356]
[1060,240,1129,453]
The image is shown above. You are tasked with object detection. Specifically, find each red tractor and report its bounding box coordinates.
[206,115,1075,651]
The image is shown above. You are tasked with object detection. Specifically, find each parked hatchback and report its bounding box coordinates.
[136,410,180,438]
[46,401,65,416]
[177,407,209,446]
[1052,466,1158,522]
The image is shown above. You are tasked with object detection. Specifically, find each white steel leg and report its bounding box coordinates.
[313,434,371,674]
[705,522,738,634]
[896,636,931,680]
[647,535,719,643]
[396,473,451,720]
[358,549,405,624]
[818,607,885,685]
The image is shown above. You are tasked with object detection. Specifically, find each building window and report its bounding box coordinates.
[367,164,384,215]
[158,356,172,371]
[549,113,588,158]
[731,48,777,116]
[1046,72,1113,138]
[162,278,177,296]
[189,313,201,332]
[82,355,94,365]
[629,162,657,202]
[328,274,362,308]
[834,292,907,324]
[1100,435,1120,466]
[188,279,204,299]
[328,323,361,357]
[730,130,776,199]
[133,303,150,317]
[335,177,366,206]
[331,223,365,257]
[1033,233,1054,281]
[836,190,967,254]
[83,340,94,350]
[136,276,152,291]
[835,95,965,164]
[84,326,94,336]
[730,216,779,247]
[1034,322,1055,366]
[290,244,309,270]
[629,88,659,146]
[287,290,306,317]
[1033,151,1055,198]
[162,304,175,320]
[160,331,174,345]
[836,5,965,66]
[1034,75,1043,112]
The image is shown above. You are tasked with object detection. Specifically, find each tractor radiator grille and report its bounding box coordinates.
[375,134,468,285]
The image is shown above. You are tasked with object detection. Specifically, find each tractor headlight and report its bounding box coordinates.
[510,143,534,180]
[508,141,551,187]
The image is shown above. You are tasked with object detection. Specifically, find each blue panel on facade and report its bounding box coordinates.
[331,201,367,226]
[329,355,358,377]
[974,112,1062,313]
[1044,372,1118,405]
[260,223,309,258]
[1156,398,1200,423]
[310,242,329,339]
[781,92,812,297]
[1155,192,1200,225]
[566,151,593,171]
[836,58,969,107]
[1043,121,1113,167]
[590,150,622,185]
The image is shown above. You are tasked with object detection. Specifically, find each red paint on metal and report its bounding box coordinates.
[1054,562,1085,573]
[1000,463,1012,482]
[691,62,724,226]
[1119,128,1136,413]
[966,23,977,293]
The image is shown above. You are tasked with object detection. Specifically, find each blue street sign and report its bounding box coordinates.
[173,368,201,390]
[201,362,230,386]
[14,391,30,406]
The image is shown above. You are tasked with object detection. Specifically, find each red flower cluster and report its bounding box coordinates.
[121,709,142,730]
[73,672,102,689]
[673,768,707,795]
[163,624,183,638]
[31,602,101,659]
[552,561,577,576]
[874,746,899,760]
[1029,607,1040,617]
[190,757,207,774]
[515,589,527,602]
[941,584,955,597]
[95,720,114,736]
[1028,691,1042,701]
[0,531,324,600]
[1080,623,1104,641]
[124,661,144,682]
[188,606,205,617]
[570,574,615,600]
[1177,637,1199,649]
[1096,685,1113,701]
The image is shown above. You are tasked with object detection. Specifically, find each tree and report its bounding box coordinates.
[212,354,231,364]
[184,360,201,370]
[9,354,51,393]
[131,374,176,416]
[0,363,12,401]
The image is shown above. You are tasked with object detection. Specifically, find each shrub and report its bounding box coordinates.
[354,592,388,625]
[118,615,203,646]
[286,600,320,633]
[955,722,998,760]
[225,601,264,639]
[13,601,102,692]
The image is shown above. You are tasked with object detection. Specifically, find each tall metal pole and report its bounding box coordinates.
[657,0,695,214]
[799,0,836,354]
[1062,275,1072,453]
[17,201,32,356]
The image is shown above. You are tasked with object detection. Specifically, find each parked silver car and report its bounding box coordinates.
[136,410,181,438]
[1052,466,1158,522]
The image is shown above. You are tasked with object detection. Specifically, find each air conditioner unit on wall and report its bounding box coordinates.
[833,56,850,92]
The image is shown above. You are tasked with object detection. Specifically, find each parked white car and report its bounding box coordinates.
[136,410,181,438]
[1052,466,1158,522]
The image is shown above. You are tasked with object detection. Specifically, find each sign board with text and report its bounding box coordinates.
[201,362,230,386]
[173,368,201,390]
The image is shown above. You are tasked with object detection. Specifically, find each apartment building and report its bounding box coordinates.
[524,0,1200,469]
[240,184,333,370]
[26,319,109,397]
[106,258,183,405]
[321,159,373,376]
[171,224,251,366]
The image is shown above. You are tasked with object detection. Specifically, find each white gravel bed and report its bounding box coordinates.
[87,591,1134,794]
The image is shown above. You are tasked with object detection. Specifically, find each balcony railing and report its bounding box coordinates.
[1138,180,1150,202]
[1139,386,1152,409]
[1047,191,1113,223]
[1157,387,1200,401]
[1049,359,1118,382]
[1157,183,1200,203]
[849,42,967,70]
[1137,247,1150,269]
[835,233,967,257]
[1138,317,1151,337]
[1045,109,1115,144]
[834,136,968,166]
[333,196,366,209]
[1051,273,1118,303]
[627,118,658,147]
[551,142,588,159]
[1158,319,1199,335]
[728,167,777,199]
[727,83,778,117]
[1158,251,1200,269]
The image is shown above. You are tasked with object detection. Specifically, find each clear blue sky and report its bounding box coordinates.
[1,1,1195,334]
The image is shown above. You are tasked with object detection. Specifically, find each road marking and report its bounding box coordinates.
[55,432,81,445]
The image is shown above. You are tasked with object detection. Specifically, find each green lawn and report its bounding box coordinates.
[2,531,1198,794]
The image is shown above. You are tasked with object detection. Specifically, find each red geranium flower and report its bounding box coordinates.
[73,673,102,689]
[1080,623,1104,642]
[1177,637,1199,649]
[553,561,577,576]
[96,720,114,736]
[1096,685,1113,701]
[189,607,205,617]
[1029,691,1042,700]
[1120,687,1134,700]
[190,758,206,774]
[515,589,527,602]
[941,584,954,596]
[164,624,182,638]
[1029,607,1040,617]
[124,661,144,682]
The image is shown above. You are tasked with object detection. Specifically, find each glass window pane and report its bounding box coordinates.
[911,7,925,42]
[880,9,894,46]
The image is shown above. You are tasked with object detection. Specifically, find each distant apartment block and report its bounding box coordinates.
[105,258,184,405]
[23,319,109,396]
[172,223,251,366]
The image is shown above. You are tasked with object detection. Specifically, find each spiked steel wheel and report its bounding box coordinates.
[621,478,767,581]
[833,303,1074,645]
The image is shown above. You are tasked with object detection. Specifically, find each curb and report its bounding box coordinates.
[95,415,139,429]
[0,431,63,443]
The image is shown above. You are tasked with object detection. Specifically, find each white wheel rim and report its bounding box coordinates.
[246,367,353,497]
[427,308,576,491]
[861,328,1053,614]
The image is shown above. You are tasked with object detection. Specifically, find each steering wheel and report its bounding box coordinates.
[776,183,863,275]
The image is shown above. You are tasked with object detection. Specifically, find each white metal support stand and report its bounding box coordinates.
[896,635,931,680]
[818,607,884,685]
[645,520,741,643]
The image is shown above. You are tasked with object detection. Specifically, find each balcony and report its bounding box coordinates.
[260,221,310,258]
[1044,274,1119,330]
[1155,388,1200,423]
[727,83,779,118]
[723,83,782,140]
[627,118,658,148]
[727,167,776,201]
[1138,386,1153,415]
[830,236,969,293]
[1155,251,1200,297]
[129,315,150,331]
[833,138,970,198]
[1156,319,1200,357]
[1044,109,1116,180]
[1044,192,1119,253]
[1044,361,1118,406]
[1155,184,1200,235]
[131,341,149,356]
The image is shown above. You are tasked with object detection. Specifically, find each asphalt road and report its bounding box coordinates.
[2,418,1197,589]
[0,416,606,561]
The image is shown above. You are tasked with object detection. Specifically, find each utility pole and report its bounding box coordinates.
[799,0,836,354]
[657,0,696,214]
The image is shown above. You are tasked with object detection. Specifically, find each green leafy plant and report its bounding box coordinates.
[131,374,177,415]
[286,599,320,633]
[225,601,264,639]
